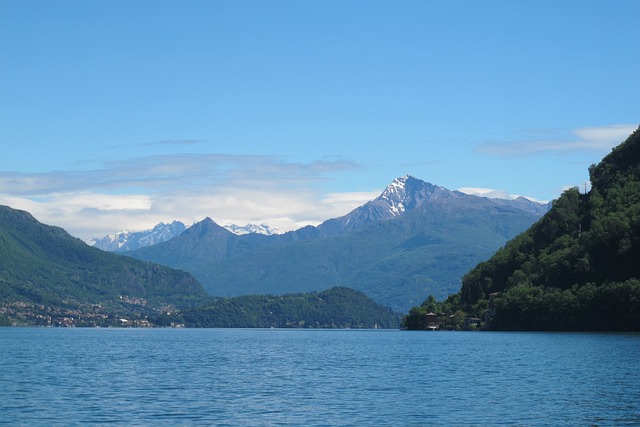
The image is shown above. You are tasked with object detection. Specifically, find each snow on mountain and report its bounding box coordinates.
[376,175,409,216]
[90,220,282,251]
[375,175,549,217]
[88,221,187,252]
[223,223,282,236]
[314,175,456,235]
[374,174,458,215]
[360,175,458,217]
[314,175,549,237]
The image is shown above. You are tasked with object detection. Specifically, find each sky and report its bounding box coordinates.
[1,0,639,240]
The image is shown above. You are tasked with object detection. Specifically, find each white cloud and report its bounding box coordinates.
[457,187,513,199]
[2,188,375,241]
[0,154,358,196]
[321,190,381,209]
[0,154,368,240]
[456,187,547,203]
[477,124,637,157]
[572,124,637,146]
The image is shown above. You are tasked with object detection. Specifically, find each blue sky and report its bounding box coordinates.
[1,0,638,240]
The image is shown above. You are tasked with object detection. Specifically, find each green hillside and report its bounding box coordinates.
[0,205,207,325]
[412,126,640,331]
[180,287,402,329]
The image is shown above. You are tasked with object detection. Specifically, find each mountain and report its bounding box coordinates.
[127,176,548,312]
[90,221,282,252]
[89,221,187,251]
[489,196,551,217]
[0,205,207,325]
[316,176,547,236]
[223,223,281,236]
[448,126,640,331]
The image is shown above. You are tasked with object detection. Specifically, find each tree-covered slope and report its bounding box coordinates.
[455,126,640,331]
[180,287,402,329]
[0,205,207,317]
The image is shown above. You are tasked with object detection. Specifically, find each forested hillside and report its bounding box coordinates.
[0,205,207,325]
[452,126,640,330]
[180,287,402,329]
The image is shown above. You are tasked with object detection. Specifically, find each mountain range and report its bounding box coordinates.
[222,223,282,236]
[88,221,188,251]
[89,221,281,251]
[127,175,549,312]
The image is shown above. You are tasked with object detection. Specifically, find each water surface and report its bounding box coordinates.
[1,328,638,426]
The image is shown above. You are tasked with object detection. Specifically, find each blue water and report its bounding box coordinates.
[1,328,639,426]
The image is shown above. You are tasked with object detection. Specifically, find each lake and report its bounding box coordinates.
[1,328,639,426]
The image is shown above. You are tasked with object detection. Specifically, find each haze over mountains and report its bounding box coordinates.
[126,175,549,312]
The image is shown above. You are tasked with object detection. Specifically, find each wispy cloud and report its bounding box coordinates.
[476,124,637,158]
[0,154,357,195]
[457,187,515,200]
[321,190,382,212]
[0,154,369,240]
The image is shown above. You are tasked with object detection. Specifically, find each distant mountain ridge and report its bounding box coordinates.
[89,221,188,251]
[90,221,281,252]
[90,175,545,253]
[127,175,549,312]
[222,223,281,236]
[315,175,548,236]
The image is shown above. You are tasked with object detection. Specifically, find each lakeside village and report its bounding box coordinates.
[0,296,185,328]
[404,310,489,331]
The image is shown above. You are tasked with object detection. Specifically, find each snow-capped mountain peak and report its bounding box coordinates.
[90,220,283,251]
[316,174,548,237]
[376,175,410,216]
[89,221,187,252]
[374,175,447,216]
[223,223,282,236]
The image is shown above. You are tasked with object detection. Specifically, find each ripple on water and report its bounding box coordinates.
[0,328,639,426]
